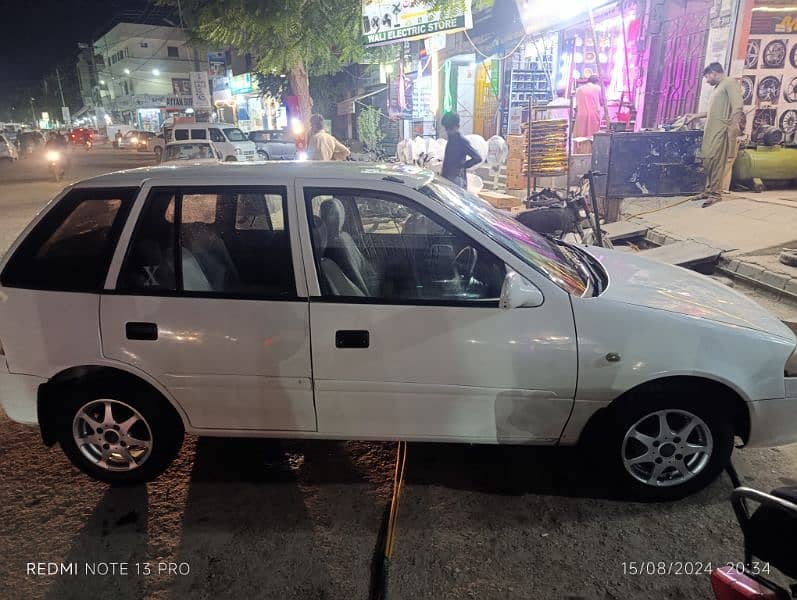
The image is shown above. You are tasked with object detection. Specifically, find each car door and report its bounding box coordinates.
[101,181,315,432]
[297,179,578,443]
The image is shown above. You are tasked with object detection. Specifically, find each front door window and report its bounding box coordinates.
[305,189,505,304]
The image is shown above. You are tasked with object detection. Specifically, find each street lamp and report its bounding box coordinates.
[152,69,160,76]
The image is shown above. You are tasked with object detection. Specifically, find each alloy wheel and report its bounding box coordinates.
[621,409,713,488]
[72,399,153,472]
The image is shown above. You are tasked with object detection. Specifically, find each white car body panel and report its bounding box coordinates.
[99,296,315,431]
[0,163,794,452]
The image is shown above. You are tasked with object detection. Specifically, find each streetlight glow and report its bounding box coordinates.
[152,69,160,76]
[124,68,130,75]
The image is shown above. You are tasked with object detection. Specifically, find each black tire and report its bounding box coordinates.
[591,383,734,501]
[224,155,237,162]
[57,383,184,485]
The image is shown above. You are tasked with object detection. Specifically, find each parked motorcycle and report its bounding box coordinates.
[710,466,797,599]
[515,180,614,249]
[46,150,66,182]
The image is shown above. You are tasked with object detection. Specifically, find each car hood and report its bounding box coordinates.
[583,247,795,341]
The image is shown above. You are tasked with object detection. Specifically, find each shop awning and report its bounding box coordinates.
[336,86,388,115]
[72,105,91,119]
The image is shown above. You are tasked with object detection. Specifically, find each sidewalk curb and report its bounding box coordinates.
[624,217,797,303]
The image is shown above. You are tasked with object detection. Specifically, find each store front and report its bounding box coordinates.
[733,1,797,144]
[213,72,288,132]
[114,94,195,131]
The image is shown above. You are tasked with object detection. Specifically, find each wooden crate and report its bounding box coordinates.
[478,191,521,209]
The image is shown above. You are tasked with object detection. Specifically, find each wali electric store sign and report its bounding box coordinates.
[362,0,472,46]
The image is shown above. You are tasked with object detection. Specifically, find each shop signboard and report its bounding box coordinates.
[209,51,227,77]
[131,95,193,108]
[750,8,797,35]
[230,72,253,95]
[361,0,473,46]
[172,78,191,96]
[190,71,212,109]
[513,0,614,35]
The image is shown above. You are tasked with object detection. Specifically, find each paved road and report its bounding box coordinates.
[1,149,796,600]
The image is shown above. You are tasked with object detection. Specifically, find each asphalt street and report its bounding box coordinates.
[0,146,795,600]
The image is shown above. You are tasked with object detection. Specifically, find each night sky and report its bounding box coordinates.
[0,0,151,116]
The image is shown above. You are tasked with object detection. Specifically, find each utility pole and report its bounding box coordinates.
[29,97,36,125]
[55,67,66,107]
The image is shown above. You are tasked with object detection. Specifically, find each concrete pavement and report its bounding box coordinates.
[620,191,797,312]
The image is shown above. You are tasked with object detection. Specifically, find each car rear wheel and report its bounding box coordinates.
[58,385,184,484]
[596,386,734,500]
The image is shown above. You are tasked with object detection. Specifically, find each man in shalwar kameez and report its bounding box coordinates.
[687,63,744,208]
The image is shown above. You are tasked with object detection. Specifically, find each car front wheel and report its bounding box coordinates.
[597,388,734,500]
[58,386,184,484]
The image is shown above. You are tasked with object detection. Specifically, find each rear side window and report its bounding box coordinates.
[174,129,189,141]
[190,129,207,140]
[1,188,137,292]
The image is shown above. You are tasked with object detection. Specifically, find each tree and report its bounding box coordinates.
[157,0,364,123]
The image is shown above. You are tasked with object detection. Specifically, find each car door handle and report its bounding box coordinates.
[335,330,369,349]
[126,322,158,341]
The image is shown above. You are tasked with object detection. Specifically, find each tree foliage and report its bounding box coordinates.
[158,0,363,77]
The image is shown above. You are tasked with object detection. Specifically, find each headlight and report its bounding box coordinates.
[786,349,797,377]
[46,151,61,161]
[235,147,242,154]
[130,137,138,144]
[296,151,308,161]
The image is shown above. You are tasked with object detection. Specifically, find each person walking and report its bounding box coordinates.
[686,63,744,208]
[573,75,603,154]
[440,112,481,188]
[306,114,350,160]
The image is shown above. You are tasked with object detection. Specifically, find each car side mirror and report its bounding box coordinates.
[499,269,543,309]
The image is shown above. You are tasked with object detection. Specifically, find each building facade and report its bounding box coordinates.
[93,23,202,131]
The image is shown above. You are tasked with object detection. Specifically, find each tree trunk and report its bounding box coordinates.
[287,58,313,125]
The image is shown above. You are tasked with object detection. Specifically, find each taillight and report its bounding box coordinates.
[710,567,780,600]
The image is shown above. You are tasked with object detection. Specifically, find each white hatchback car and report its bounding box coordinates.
[0,163,795,499]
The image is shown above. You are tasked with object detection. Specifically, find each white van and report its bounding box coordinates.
[168,123,257,162]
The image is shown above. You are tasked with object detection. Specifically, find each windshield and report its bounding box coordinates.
[223,128,247,142]
[420,178,588,295]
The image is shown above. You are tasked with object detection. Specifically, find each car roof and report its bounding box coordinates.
[76,162,436,189]
[165,139,212,145]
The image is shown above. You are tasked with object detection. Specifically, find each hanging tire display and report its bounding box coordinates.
[745,39,760,69]
[741,76,755,105]
[791,44,797,69]
[785,77,797,104]
[753,108,777,133]
[763,40,787,68]
[780,110,797,136]
[757,76,781,102]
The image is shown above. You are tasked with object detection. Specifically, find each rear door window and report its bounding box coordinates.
[190,129,207,140]
[174,129,189,141]
[1,188,137,292]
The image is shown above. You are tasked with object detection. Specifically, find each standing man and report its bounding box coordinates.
[687,63,744,208]
[307,114,350,160]
[440,112,481,188]
[573,75,603,154]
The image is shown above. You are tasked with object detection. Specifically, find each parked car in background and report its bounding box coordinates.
[16,130,46,158]
[147,133,166,160]
[0,133,19,161]
[168,122,257,162]
[248,130,296,160]
[117,130,144,149]
[160,140,223,165]
[0,163,795,499]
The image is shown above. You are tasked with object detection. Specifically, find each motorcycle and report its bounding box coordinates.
[84,138,93,151]
[710,465,797,599]
[514,173,614,249]
[46,150,66,182]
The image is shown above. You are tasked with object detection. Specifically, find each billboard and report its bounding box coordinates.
[190,72,212,109]
[361,0,472,46]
